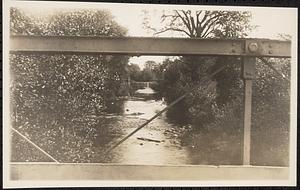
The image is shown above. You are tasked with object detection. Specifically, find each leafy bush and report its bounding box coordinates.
[182,97,243,165]
[10,8,129,162]
[182,57,290,166]
[251,58,290,166]
[157,55,290,166]
[155,56,242,126]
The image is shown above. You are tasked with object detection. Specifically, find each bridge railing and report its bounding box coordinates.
[7,35,292,181]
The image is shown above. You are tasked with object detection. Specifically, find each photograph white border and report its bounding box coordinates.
[3,0,298,188]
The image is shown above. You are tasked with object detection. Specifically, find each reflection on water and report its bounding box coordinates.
[124,99,163,119]
[101,86,193,165]
[135,86,156,94]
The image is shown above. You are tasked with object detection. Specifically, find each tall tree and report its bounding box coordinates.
[46,9,127,36]
[144,10,254,125]
[145,10,291,166]
[10,7,43,35]
[10,8,129,162]
[144,10,253,38]
[127,63,141,81]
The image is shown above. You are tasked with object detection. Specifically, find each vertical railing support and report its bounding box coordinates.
[242,57,255,165]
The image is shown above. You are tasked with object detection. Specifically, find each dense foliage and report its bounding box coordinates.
[127,61,162,82]
[180,58,291,166]
[147,10,290,166]
[10,8,129,162]
[10,8,291,166]
[10,7,43,35]
[145,10,252,126]
[251,58,290,166]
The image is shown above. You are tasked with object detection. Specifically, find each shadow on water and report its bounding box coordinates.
[164,102,190,125]
[105,87,190,125]
[98,86,193,165]
[100,85,245,165]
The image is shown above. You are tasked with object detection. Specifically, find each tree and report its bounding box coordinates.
[46,9,127,36]
[144,60,158,70]
[127,63,141,81]
[145,10,254,104]
[46,10,129,99]
[144,10,253,38]
[10,8,129,162]
[127,61,161,82]
[145,9,291,166]
[10,7,43,35]
[144,10,253,125]
[142,60,160,81]
[250,35,291,165]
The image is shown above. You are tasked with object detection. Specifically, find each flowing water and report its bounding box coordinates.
[102,85,194,165]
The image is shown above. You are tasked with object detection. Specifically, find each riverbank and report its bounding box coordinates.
[11,92,193,164]
[11,87,288,166]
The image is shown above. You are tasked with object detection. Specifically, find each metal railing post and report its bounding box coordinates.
[242,57,255,165]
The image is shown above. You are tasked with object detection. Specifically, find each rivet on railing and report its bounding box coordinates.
[248,42,258,53]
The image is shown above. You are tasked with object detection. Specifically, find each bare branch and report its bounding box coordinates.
[196,11,214,36]
[175,10,193,36]
[199,11,209,27]
[202,23,221,38]
[161,14,179,22]
[168,15,181,27]
[201,18,220,38]
[196,10,203,28]
[202,28,214,38]
[154,27,192,37]
[202,14,220,29]
[200,14,220,37]
[180,10,192,28]
[190,15,197,37]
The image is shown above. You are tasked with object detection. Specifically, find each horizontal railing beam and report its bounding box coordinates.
[10,163,289,181]
[10,36,291,58]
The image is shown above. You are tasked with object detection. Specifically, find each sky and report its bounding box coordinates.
[10,1,297,69]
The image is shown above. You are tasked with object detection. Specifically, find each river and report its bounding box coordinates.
[101,85,194,165]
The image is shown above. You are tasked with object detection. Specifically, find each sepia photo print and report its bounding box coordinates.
[3,0,298,188]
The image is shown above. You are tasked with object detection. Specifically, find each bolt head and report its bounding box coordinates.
[248,42,259,53]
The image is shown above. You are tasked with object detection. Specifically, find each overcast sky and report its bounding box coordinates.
[10,1,297,69]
